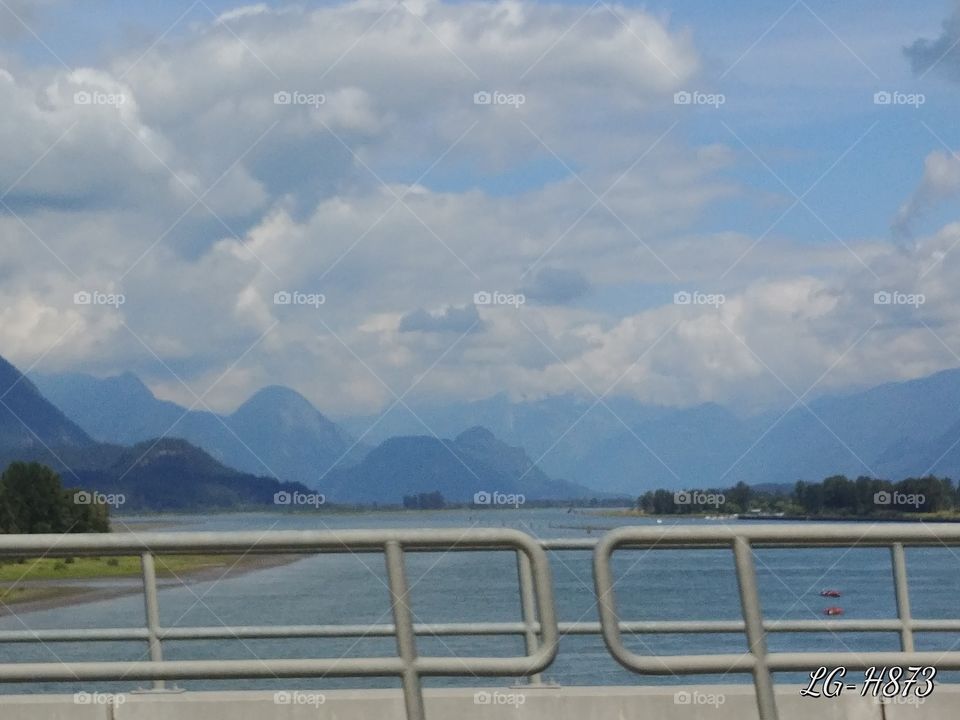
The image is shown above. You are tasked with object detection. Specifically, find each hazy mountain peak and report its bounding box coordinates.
[0,355,92,455]
[234,384,317,416]
[455,426,497,444]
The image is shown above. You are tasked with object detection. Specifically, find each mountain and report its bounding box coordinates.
[31,371,185,445]
[0,356,314,511]
[326,426,594,504]
[32,372,365,488]
[0,357,93,467]
[25,356,960,499]
[61,438,311,512]
[338,369,960,493]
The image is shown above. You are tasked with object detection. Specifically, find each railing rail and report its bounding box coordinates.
[0,529,559,720]
[593,524,960,720]
[2,524,960,720]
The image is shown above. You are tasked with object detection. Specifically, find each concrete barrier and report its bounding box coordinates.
[2,684,948,719]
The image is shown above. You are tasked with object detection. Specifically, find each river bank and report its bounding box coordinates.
[0,552,302,615]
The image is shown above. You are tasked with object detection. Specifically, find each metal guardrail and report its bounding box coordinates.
[1,524,960,720]
[0,529,558,720]
[594,524,960,720]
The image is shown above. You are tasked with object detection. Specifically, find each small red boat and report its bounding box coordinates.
[820,589,842,598]
[823,606,844,616]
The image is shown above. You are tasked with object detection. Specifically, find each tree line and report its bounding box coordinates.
[636,475,956,516]
[0,462,109,533]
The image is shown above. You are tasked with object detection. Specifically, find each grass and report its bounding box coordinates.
[0,554,242,582]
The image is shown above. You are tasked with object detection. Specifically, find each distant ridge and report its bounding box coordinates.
[0,355,312,511]
[0,356,92,467]
[338,368,960,492]
[33,371,366,488]
[326,426,594,504]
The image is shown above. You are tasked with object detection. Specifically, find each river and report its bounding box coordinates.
[2,508,958,693]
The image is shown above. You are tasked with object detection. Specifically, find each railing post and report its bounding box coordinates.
[385,541,426,720]
[732,537,778,720]
[516,549,544,685]
[140,552,166,691]
[890,543,915,652]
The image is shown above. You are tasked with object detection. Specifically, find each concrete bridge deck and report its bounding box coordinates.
[1,685,946,719]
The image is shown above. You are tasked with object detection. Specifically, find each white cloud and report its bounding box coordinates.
[3,0,960,420]
[894,150,960,236]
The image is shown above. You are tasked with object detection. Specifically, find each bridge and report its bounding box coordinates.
[1,523,958,719]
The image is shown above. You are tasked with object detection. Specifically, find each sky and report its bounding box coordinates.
[2,0,960,417]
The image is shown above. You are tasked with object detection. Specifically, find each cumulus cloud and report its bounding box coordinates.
[3,0,958,419]
[894,151,960,237]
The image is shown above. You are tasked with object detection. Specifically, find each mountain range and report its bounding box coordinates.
[33,372,365,486]
[19,358,960,500]
[5,357,590,508]
[337,370,960,493]
[0,357,310,510]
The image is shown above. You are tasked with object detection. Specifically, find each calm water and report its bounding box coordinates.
[2,509,960,693]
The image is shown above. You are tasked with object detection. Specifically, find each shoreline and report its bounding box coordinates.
[0,553,303,617]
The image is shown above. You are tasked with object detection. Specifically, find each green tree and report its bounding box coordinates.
[0,463,108,534]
